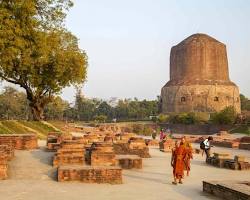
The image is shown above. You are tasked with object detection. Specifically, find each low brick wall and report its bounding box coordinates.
[159,139,175,152]
[116,155,142,169]
[0,154,8,180]
[145,139,159,146]
[113,143,150,158]
[203,181,250,200]
[53,148,85,167]
[206,153,250,170]
[0,145,14,160]
[0,134,37,150]
[239,143,250,150]
[58,165,122,184]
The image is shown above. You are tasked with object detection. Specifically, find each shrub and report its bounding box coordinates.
[93,115,107,123]
[210,106,236,125]
[157,114,169,123]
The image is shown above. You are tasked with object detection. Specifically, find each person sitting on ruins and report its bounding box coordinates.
[171,140,186,185]
[201,136,213,160]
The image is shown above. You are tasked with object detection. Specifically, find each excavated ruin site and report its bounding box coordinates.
[0,124,250,200]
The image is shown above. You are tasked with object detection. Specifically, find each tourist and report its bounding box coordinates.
[201,136,213,160]
[151,130,157,139]
[160,129,166,141]
[171,140,186,185]
[184,142,193,176]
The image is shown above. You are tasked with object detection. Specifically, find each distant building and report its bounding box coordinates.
[161,33,241,113]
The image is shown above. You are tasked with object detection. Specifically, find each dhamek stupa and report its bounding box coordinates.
[161,33,241,113]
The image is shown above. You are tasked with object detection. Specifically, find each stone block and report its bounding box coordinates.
[57,165,122,184]
[116,155,142,169]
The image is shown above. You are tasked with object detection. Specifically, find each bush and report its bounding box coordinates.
[157,114,169,123]
[132,124,144,133]
[168,112,200,124]
[210,106,236,125]
[93,115,107,123]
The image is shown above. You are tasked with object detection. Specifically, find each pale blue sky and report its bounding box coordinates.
[5,0,250,103]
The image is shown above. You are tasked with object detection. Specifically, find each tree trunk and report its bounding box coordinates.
[30,102,44,121]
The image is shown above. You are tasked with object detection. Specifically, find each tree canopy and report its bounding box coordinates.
[0,0,88,120]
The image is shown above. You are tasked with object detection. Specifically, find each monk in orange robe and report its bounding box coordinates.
[171,140,186,184]
[184,142,193,176]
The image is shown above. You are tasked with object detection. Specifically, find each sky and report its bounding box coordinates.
[3,0,250,103]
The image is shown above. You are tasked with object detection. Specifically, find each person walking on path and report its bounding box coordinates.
[201,136,213,160]
[171,140,186,185]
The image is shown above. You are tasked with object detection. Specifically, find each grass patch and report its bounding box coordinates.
[230,125,250,135]
[1,120,33,134]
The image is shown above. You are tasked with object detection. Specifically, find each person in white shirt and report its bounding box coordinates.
[203,136,213,159]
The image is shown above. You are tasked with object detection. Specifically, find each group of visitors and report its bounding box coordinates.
[171,136,213,185]
[171,136,193,185]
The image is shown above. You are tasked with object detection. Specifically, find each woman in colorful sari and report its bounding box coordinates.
[171,140,186,184]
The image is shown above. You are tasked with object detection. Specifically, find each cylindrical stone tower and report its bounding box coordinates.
[161,33,241,113]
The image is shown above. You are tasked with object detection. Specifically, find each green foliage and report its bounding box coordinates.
[93,115,107,123]
[0,0,87,120]
[167,112,201,124]
[157,114,169,123]
[210,106,237,125]
[0,87,30,120]
[230,125,250,135]
[44,96,69,120]
[240,94,250,111]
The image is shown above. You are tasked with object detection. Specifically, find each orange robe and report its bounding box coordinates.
[172,145,186,178]
[184,147,193,171]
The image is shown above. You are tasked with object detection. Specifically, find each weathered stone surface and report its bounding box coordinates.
[239,143,250,150]
[88,142,116,166]
[145,139,159,146]
[161,33,241,113]
[53,148,85,167]
[0,134,38,150]
[58,165,122,184]
[116,155,142,169]
[207,153,250,170]
[113,142,150,158]
[203,181,250,200]
[0,145,14,160]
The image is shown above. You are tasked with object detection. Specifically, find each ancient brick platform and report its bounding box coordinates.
[53,148,85,166]
[159,138,175,152]
[116,155,142,169]
[0,151,8,180]
[0,145,14,160]
[203,180,250,200]
[0,134,38,150]
[206,153,250,170]
[145,139,159,146]
[88,142,116,166]
[239,143,250,150]
[113,142,150,158]
[58,165,122,184]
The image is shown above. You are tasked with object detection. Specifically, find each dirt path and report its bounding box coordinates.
[0,141,250,200]
[8,140,56,180]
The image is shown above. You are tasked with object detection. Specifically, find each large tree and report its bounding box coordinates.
[0,0,87,120]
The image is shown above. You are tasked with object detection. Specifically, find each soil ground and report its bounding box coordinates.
[0,140,250,200]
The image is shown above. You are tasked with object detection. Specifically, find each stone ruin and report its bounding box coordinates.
[113,137,150,158]
[159,138,175,152]
[0,134,38,180]
[203,180,250,200]
[47,130,150,184]
[0,134,38,150]
[206,153,250,170]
